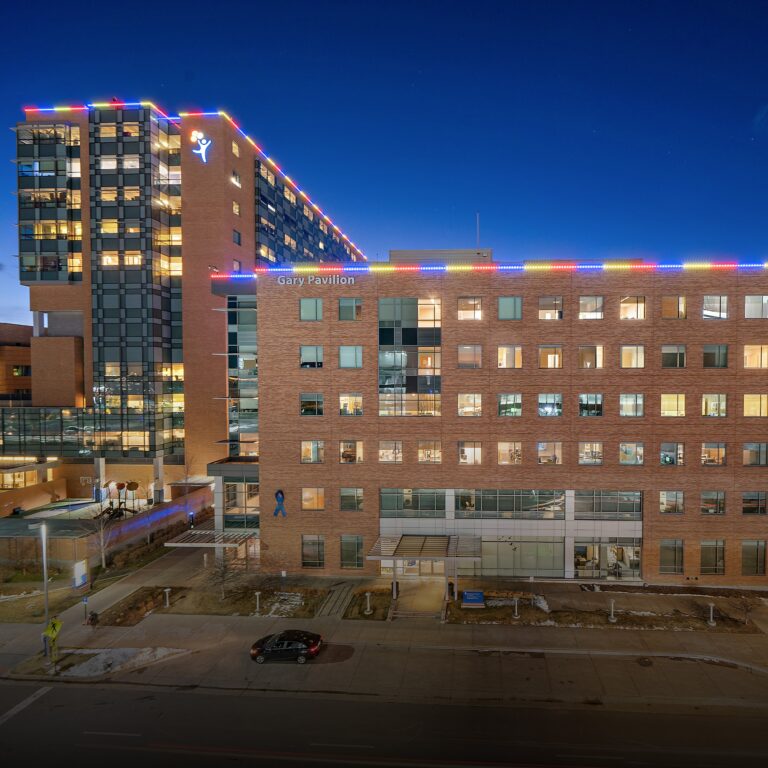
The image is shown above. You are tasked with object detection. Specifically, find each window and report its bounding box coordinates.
[745,295,768,319]
[743,443,768,466]
[744,394,768,417]
[498,296,522,320]
[124,252,142,266]
[661,345,686,368]
[742,541,766,576]
[100,187,118,202]
[538,296,563,320]
[458,441,482,465]
[300,440,325,463]
[578,345,604,369]
[232,201,240,216]
[301,534,325,568]
[378,441,402,463]
[743,491,767,515]
[457,344,482,368]
[339,346,363,368]
[578,295,603,319]
[619,442,644,465]
[497,345,522,368]
[231,141,240,157]
[100,220,118,235]
[620,345,644,368]
[538,345,563,368]
[458,297,482,320]
[340,535,364,569]
[100,253,119,266]
[299,392,324,416]
[661,295,686,319]
[122,156,140,170]
[232,229,241,246]
[339,393,362,416]
[701,393,727,417]
[660,540,684,574]
[578,442,603,465]
[703,344,728,368]
[660,491,684,514]
[458,393,482,416]
[300,298,322,321]
[660,442,684,466]
[578,394,603,417]
[701,443,726,466]
[418,441,442,463]
[338,298,362,321]
[700,540,725,575]
[538,393,562,417]
[301,488,325,511]
[299,346,323,368]
[99,125,117,138]
[497,442,522,465]
[537,442,563,464]
[619,296,645,319]
[124,187,141,202]
[498,393,522,417]
[744,345,768,369]
[341,488,364,511]
[100,157,117,171]
[619,393,644,417]
[701,490,725,515]
[703,295,728,319]
[284,186,297,204]
[339,440,364,464]
[231,170,241,188]
[660,394,685,417]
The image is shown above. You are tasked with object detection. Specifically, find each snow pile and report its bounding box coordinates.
[267,592,304,617]
[532,595,550,613]
[59,647,187,677]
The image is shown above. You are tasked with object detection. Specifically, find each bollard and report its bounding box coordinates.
[255,591,261,615]
[707,602,716,627]
[364,591,373,616]
[512,597,520,619]
[608,598,617,623]
[164,587,171,608]
[203,553,208,569]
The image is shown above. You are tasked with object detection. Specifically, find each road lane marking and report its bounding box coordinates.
[310,743,375,749]
[0,686,51,727]
[83,731,142,737]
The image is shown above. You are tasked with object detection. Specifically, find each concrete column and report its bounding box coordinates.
[93,457,106,502]
[214,477,225,566]
[152,456,165,503]
[565,490,575,521]
[32,311,45,338]
[36,464,47,484]
[444,489,455,534]
[564,536,575,579]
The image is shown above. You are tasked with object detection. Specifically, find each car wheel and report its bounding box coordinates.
[296,654,307,664]
[255,655,265,664]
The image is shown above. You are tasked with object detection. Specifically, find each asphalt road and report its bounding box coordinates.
[1,680,766,768]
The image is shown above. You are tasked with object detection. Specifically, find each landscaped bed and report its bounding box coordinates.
[343,588,392,620]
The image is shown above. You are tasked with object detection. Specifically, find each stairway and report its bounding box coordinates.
[316,583,355,617]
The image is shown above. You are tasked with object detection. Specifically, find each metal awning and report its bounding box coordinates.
[367,535,482,561]
[165,529,256,549]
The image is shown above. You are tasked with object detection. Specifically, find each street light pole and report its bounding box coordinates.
[41,522,49,632]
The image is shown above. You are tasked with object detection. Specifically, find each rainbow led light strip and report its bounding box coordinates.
[209,260,768,279]
[22,100,364,260]
[177,109,364,260]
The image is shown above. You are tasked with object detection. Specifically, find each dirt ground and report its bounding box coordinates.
[0,585,89,624]
[343,588,392,620]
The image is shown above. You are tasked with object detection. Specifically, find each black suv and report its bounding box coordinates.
[250,630,322,664]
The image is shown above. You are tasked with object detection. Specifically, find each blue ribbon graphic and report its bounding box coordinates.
[273,490,286,518]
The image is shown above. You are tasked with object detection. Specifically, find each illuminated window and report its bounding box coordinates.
[378,441,402,463]
[339,440,364,464]
[100,252,119,266]
[124,187,140,202]
[231,171,241,188]
[702,393,727,417]
[301,488,325,510]
[259,244,276,261]
[578,442,603,465]
[498,394,522,417]
[537,442,562,464]
[538,296,563,320]
[100,157,117,171]
[458,393,482,416]
[619,442,644,465]
[231,141,240,157]
[303,204,314,221]
[620,345,644,368]
[619,296,646,319]
[68,255,83,273]
[744,345,768,369]
[124,252,142,266]
[744,394,768,417]
[578,296,603,319]
[457,345,482,368]
[661,345,686,368]
[232,201,240,216]
[418,441,442,464]
[498,441,522,465]
[284,186,297,205]
[260,164,275,185]
[661,295,687,319]
[701,443,726,466]
[703,295,728,319]
[745,295,768,319]
[660,491,684,514]
[538,393,562,417]
[300,441,324,463]
[339,393,362,416]
[99,125,117,139]
[284,233,297,250]
[100,220,118,235]
[497,345,522,368]
[660,442,684,465]
[122,156,140,170]
[538,345,563,368]
[122,123,140,138]
[619,394,644,417]
[100,187,117,202]
[660,394,685,417]
[458,297,482,320]
[458,441,482,465]
[125,221,140,235]
[578,345,604,369]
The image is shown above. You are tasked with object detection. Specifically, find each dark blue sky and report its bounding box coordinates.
[2,0,768,323]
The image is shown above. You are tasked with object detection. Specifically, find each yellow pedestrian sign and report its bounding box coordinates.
[43,617,62,640]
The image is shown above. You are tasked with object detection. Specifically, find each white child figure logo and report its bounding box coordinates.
[191,130,212,163]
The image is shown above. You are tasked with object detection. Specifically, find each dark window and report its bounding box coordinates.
[703,344,728,368]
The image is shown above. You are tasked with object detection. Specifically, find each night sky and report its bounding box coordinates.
[2,0,768,323]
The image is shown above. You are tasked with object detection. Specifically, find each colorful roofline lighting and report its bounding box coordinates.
[210,260,768,280]
[178,109,365,260]
[23,100,363,260]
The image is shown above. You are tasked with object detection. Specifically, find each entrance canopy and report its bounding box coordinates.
[165,529,256,549]
[367,535,482,561]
